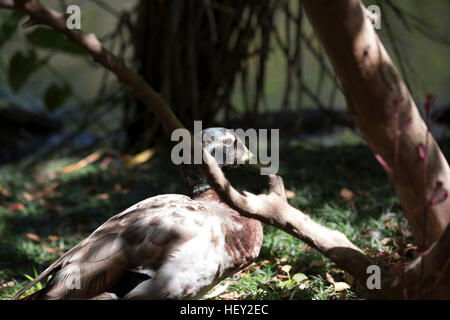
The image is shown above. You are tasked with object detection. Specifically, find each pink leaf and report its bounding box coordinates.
[426,94,435,103]
[428,188,448,207]
[424,94,436,117]
[375,154,394,174]
[416,143,427,160]
[431,111,441,126]
[398,117,412,135]
[418,246,432,257]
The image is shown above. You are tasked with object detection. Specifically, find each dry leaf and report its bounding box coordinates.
[399,226,411,237]
[61,150,104,174]
[380,237,392,245]
[285,190,296,200]
[384,219,392,229]
[8,203,24,211]
[123,149,155,168]
[0,281,15,290]
[44,247,61,254]
[25,233,41,243]
[325,272,335,284]
[47,235,60,242]
[30,182,59,199]
[204,282,231,299]
[392,252,401,260]
[0,185,11,197]
[100,157,113,170]
[340,188,355,204]
[22,192,33,201]
[333,282,351,292]
[95,193,109,200]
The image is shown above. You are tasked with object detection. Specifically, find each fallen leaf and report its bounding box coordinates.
[399,226,411,237]
[204,282,231,299]
[340,188,355,204]
[384,219,391,229]
[123,149,155,168]
[100,157,113,170]
[0,281,15,290]
[44,247,61,253]
[0,185,11,197]
[32,182,59,199]
[22,192,33,201]
[333,282,351,292]
[47,235,60,242]
[325,272,335,284]
[285,190,295,200]
[95,193,109,200]
[392,252,401,260]
[380,237,391,245]
[8,203,24,211]
[25,233,41,243]
[61,150,104,174]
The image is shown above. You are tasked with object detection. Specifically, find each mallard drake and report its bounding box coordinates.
[12,128,263,300]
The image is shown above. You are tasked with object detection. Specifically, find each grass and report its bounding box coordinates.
[0,139,449,300]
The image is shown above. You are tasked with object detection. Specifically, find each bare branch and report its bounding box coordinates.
[200,150,378,288]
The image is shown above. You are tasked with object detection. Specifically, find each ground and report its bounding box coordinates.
[1,138,449,300]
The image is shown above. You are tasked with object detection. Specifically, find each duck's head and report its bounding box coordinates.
[196,127,255,170]
[182,127,260,196]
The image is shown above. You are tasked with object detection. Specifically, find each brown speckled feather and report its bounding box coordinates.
[14,193,263,300]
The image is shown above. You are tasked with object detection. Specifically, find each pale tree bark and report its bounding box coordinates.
[301,0,450,248]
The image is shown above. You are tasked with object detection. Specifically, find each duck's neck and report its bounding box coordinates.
[181,164,212,197]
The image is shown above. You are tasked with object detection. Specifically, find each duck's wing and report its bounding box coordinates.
[12,195,195,300]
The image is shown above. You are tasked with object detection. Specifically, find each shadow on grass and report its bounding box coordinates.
[1,141,448,299]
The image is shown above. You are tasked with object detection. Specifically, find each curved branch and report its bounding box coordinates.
[200,150,379,289]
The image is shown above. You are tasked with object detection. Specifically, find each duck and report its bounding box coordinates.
[12,128,263,300]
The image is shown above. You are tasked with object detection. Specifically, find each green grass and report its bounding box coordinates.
[1,140,449,300]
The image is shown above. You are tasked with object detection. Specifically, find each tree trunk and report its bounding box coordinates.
[128,0,264,151]
[302,0,450,248]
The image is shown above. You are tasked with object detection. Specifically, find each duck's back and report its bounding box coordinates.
[17,193,263,300]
